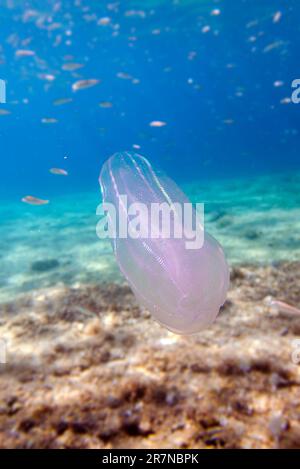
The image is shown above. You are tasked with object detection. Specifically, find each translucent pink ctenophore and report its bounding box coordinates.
[99,152,229,334]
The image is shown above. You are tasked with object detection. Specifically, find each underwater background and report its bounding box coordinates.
[0,0,300,450]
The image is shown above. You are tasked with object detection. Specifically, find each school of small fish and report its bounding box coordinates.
[0,2,291,206]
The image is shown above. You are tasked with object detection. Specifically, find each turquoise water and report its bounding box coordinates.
[1,169,299,302]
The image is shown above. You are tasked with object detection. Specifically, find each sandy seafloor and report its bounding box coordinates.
[0,170,300,449]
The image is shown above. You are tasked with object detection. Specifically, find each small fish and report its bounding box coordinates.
[72,79,100,91]
[211,9,221,16]
[246,20,259,29]
[62,62,84,71]
[201,25,211,34]
[53,98,73,106]
[99,101,113,108]
[15,49,35,57]
[149,120,167,128]
[124,9,146,18]
[270,300,300,316]
[41,118,58,124]
[47,22,62,31]
[98,17,111,26]
[0,109,11,115]
[280,97,291,104]
[132,144,141,150]
[273,80,284,87]
[263,40,285,53]
[50,168,68,176]
[116,72,133,80]
[39,73,56,81]
[22,196,49,206]
[273,11,282,24]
